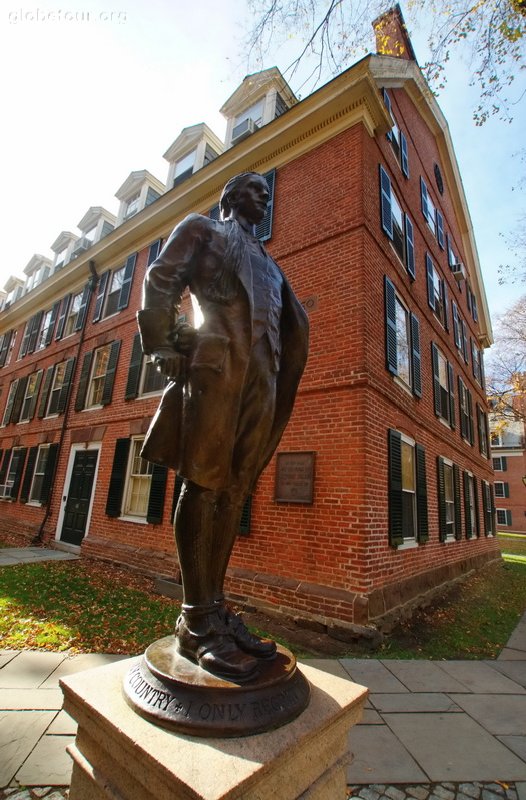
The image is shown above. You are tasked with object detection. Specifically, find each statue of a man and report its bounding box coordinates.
[138,172,309,682]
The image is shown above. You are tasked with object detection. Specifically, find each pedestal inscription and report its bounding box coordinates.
[123,636,310,737]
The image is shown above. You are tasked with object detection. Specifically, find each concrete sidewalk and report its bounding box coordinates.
[1,548,525,797]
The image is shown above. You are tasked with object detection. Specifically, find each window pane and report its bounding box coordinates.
[401,441,415,491]
[395,298,411,386]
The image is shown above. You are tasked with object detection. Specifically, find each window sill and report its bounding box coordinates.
[393,376,413,397]
[119,515,148,525]
[437,416,452,429]
[397,539,418,551]
[81,405,103,412]
[26,501,42,508]
[137,390,164,400]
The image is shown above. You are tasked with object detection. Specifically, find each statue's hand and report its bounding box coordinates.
[153,355,185,380]
[171,322,198,356]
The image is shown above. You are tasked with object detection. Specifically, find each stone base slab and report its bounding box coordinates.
[61,656,367,800]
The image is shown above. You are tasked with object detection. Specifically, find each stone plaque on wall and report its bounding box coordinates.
[275,451,315,504]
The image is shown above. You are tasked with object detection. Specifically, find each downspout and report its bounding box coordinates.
[33,260,99,544]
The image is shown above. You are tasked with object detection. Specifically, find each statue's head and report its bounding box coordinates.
[220,172,269,226]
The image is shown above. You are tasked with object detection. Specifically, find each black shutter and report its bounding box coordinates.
[415,444,428,543]
[44,302,60,346]
[388,429,404,547]
[118,253,137,310]
[502,456,508,471]
[55,295,71,340]
[383,88,393,140]
[101,340,121,406]
[147,239,162,266]
[40,444,59,505]
[255,170,276,242]
[463,472,473,539]
[436,210,445,249]
[20,446,38,504]
[147,464,168,524]
[11,376,28,424]
[405,214,415,279]
[27,370,43,421]
[57,357,76,414]
[75,283,91,332]
[106,438,130,517]
[380,166,393,239]
[125,333,144,400]
[0,330,13,367]
[459,378,467,440]
[27,311,43,354]
[432,343,441,417]
[467,390,474,445]
[452,302,460,349]
[400,131,409,177]
[482,482,491,536]
[448,362,456,430]
[38,367,54,418]
[453,464,462,540]
[504,482,510,498]
[384,276,398,375]
[410,313,422,398]
[437,457,447,542]
[426,254,435,310]
[92,271,109,322]
[506,510,513,527]
[75,351,93,411]
[10,448,27,501]
[473,479,480,537]
[19,318,33,358]
[171,474,185,522]
[239,495,252,536]
[461,320,468,362]
[443,280,449,331]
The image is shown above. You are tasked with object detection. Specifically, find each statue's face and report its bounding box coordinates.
[233,174,270,225]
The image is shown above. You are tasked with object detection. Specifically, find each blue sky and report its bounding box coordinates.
[1,0,524,330]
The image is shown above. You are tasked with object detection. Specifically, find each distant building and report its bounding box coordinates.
[0,7,499,634]
[489,407,526,533]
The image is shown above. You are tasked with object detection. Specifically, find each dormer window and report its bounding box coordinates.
[173,150,196,187]
[54,247,68,269]
[115,171,165,226]
[84,226,97,243]
[125,193,140,219]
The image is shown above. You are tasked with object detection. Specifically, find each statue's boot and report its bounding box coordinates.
[211,496,277,660]
[175,604,259,681]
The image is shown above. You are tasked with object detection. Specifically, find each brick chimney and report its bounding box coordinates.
[373,3,417,61]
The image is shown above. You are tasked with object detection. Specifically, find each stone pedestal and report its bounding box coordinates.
[61,656,368,800]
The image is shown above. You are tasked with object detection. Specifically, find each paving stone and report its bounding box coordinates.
[506,625,526,653]
[15,735,75,786]
[0,689,64,710]
[359,709,384,724]
[45,711,77,736]
[450,695,526,735]
[433,785,455,800]
[460,783,482,798]
[370,786,387,793]
[383,713,526,781]
[436,662,526,694]
[0,652,19,670]
[29,790,52,798]
[40,654,128,688]
[43,793,69,800]
[5,792,32,800]
[490,662,526,690]
[0,710,55,787]
[442,784,456,791]
[370,694,461,714]
[358,788,381,800]
[340,660,409,693]
[300,658,353,681]
[498,737,526,761]
[458,793,476,800]
[0,653,66,689]
[383,661,470,693]
[516,782,526,800]
[347,725,427,783]
[499,650,526,661]
[407,786,431,800]
[385,786,406,800]
[483,791,506,800]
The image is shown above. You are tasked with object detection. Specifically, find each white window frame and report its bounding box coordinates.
[103,266,126,318]
[18,371,41,423]
[1,380,18,427]
[1,448,23,499]
[28,445,50,506]
[121,436,154,522]
[496,508,511,527]
[394,294,412,390]
[86,345,112,409]
[437,348,451,425]
[442,457,457,542]
[492,456,505,471]
[465,471,477,536]
[139,355,167,397]
[399,432,418,547]
[124,193,140,219]
[36,307,54,351]
[63,292,83,338]
[494,481,506,498]
[46,361,68,417]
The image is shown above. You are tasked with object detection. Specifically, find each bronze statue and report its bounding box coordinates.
[138,172,309,683]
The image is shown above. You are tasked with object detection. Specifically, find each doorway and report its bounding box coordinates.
[59,446,100,546]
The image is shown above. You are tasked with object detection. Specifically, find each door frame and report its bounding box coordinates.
[55,442,102,545]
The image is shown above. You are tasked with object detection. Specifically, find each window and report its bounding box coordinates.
[44,359,76,417]
[432,344,455,427]
[173,150,196,187]
[379,166,415,278]
[491,431,502,447]
[382,90,409,177]
[36,304,59,350]
[0,448,27,500]
[496,508,512,527]
[471,341,485,386]
[28,446,51,503]
[482,481,495,535]
[458,378,474,445]
[1,380,19,426]
[452,302,469,362]
[234,98,264,130]
[76,342,120,411]
[106,438,168,524]
[467,283,479,323]
[463,472,479,538]
[92,254,137,321]
[84,226,97,244]
[54,246,68,269]
[438,457,461,541]
[420,177,445,247]
[63,292,83,337]
[426,255,448,329]
[492,456,507,471]
[124,193,140,219]
[388,430,428,546]
[19,311,43,358]
[0,329,15,367]
[125,332,168,400]
[494,481,509,498]
[384,276,421,396]
[123,438,154,517]
[19,370,42,422]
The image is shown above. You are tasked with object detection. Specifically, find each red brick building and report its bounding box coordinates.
[489,410,526,533]
[0,9,499,634]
